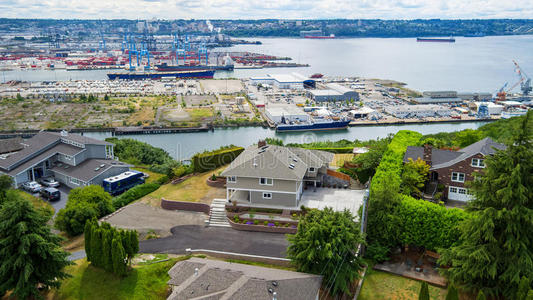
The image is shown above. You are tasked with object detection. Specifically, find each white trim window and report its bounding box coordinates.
[458,188,467,195]
[262,192,272,199]
[259,177,273,186]
[449,187,458,193]
[471,158,485,168]
[308,167,316,172]
[69,177,82,186]
[451,172,465,183]
[227,176,237,183]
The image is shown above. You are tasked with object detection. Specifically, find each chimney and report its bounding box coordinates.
[258,140,266,148]
[423,144,432,166]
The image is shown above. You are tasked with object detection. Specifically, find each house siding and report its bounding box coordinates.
[85,144,107,159]
[227,176,298,193]
[250,191,297,207]
[433,153,485,200]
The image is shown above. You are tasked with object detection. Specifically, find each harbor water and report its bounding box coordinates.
[84,121,490,161]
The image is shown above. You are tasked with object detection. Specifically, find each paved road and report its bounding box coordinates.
[68,250,86,261]
[140,225,289,258]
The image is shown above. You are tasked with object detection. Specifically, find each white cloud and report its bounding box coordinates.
[0,0,532,19]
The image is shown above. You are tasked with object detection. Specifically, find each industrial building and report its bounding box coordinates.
[307,83,359,102]
[413,90,463,104]
[250,73,309,90]
[384,105,452,119]
[469,102,504,115]
[348,107,376,118]
[265,106,309,124]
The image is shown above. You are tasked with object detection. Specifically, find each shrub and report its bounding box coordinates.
[365,243,390,262]
[156,175,170,185]
[234,215,240,222]
[192,145,244,173]
[263,221,268,226]
[112,183,160,209]
[253,220,259,225]
[274,222,279,226]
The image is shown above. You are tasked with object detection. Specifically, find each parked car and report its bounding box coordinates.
[40,187,60,201]
[40,177,60,188]
[21,181,43,193]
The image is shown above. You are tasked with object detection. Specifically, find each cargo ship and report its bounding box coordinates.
[305,34,335,39]
[276,118,350,132]
[417,37,455,43]
[156,63,234,72]
[107,69,215,80]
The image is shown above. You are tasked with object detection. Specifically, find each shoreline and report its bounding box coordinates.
[0,118,496,138]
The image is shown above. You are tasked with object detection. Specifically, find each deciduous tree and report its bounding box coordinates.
[401,158,429,197]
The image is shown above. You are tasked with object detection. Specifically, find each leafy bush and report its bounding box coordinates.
[112,183,160,209]
[365,243,390,262]
[192,145,244,173]
[106,138,173,166]
[156,175,170,185]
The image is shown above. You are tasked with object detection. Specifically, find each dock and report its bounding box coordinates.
[113,125,211,135]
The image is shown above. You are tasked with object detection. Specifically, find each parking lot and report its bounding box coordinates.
[22,184,70,217]
[300,188,367,220]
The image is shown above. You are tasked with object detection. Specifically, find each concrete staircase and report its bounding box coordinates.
[208,198,230,227]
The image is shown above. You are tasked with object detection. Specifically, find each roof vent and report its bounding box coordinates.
[100,164,105,168]
[289,163,295,169]
[60,130,68,137]
[272,281,278,287]
[94,167,100,171]
[194,267,199,276]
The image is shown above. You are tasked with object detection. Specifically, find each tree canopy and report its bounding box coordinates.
[0,191,72,299]
[287,208,365,296]
[439,112,533,297]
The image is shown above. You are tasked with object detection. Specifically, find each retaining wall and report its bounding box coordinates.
[228,219,297,234]
[160,198,211,215]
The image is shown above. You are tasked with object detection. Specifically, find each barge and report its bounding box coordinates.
[276,119,350,132]
[417,37,455,43]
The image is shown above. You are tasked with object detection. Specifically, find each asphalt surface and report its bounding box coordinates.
[139,225,289,258]
[25,185,70,217]
[68,250,86,261]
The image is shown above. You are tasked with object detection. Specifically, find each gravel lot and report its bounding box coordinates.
[105,202,207,238]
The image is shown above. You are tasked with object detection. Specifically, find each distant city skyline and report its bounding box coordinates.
[1,0,532,19]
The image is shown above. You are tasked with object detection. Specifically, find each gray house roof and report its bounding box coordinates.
[403,137,506,170]
[50,159,130,183]
[0,137,23,155]
[221,144,333,181]
[6,143,84,176]
[167,257,322,300]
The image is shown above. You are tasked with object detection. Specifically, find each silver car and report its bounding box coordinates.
[40,177,60,188]
[21,181,43,193]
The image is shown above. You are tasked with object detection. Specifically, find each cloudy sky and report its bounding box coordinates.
[1,0,532,19]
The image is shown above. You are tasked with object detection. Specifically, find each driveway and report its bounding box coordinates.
[300,188,367,219]
[24,185,70,218]
[139,225,289,258]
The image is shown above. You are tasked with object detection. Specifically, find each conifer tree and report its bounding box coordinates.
[476,290,486,300]
[446,284,459,300]
[90,227,103,267]
[129,230,139,262]
[84,219,94,262]
[439,112,533,297]
[516,277,532,300]
[0,192,72,299]
[418,282,429,300]
[111,238,127,276]
[526,290,533,300]
[102,229,114,272]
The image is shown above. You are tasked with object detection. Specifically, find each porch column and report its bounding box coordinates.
[31,167,35,181]
[226,188,229,202]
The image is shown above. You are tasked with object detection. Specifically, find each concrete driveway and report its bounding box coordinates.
[300,188,367,219]
[23,185,70,218]
[139,225,289,258]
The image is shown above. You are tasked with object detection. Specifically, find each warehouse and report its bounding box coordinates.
[413,90,464,104]
[250,73,308,90]
[384,105,452,119]
[307,83,359,102]
[265,106,309,124]
[470,102,503,115]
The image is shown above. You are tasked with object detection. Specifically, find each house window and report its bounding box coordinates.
[69,177,81,186]
[309,167,316,172]
[451,172,465,182]
[227,176,236,183]
[471,158,485,168]
[449,187,458,193]
[262,192,272,199]
[458,188,467,195]
[259,178,273,185]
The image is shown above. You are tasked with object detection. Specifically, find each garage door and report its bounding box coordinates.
[448,186,472,202]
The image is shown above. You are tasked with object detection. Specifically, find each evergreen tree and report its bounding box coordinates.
[287,208,365,296]
[476,290,486,300]
[90,227,103,267]
[516,277,532,300]
[0,191,72,299]
[111,238,127,276]
[418,281,429,300]
[439,112,533,298]
[0,175,13,204]
[102,229,114,272]
[84,219,94,262]
[446,284,459,300]
[526,290,533,300]
[129,230,139,263]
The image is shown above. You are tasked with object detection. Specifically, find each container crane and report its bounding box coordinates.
[496,60,532,101]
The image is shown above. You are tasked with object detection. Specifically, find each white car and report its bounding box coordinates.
[40,177,60,188]
[21,181,43,193]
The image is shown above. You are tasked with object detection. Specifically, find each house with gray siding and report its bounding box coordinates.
[221,142,334,208]
[0,131,130,189]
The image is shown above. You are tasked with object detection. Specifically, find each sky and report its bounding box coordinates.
[1,0,532,19]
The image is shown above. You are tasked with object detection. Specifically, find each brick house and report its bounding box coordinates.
[403,137,506,202]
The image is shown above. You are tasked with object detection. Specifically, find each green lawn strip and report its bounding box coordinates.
[359,269,447,300]
[52,257,187,300]
[223,259,296,272]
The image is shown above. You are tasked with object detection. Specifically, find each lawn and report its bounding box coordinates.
[15,190,54,215]
[48,257,184,300]
[141,166,227,206]
[132,167,165,184]
[359,270,447,300]
[332,153,354,167]
[186,108,213,121]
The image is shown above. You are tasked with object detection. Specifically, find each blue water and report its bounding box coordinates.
[5,35,532,93]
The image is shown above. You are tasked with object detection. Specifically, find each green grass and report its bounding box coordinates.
[132,167,165,184]
[359,269,447,300]
[224,259,296,271]
[15,190,54,215]
[186,108,213,121]
[51,257,187,300]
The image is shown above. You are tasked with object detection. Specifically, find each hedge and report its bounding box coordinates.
[112,183,160,209]
[192,145,244,173]
[397,195,468,251]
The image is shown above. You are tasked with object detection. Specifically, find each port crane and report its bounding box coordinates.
[497,60,532,101]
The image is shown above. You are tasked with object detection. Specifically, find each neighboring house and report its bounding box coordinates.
[167,257,322,300]
[403,137,506,202]
[0,131,130,189]
[221,141,334,207]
